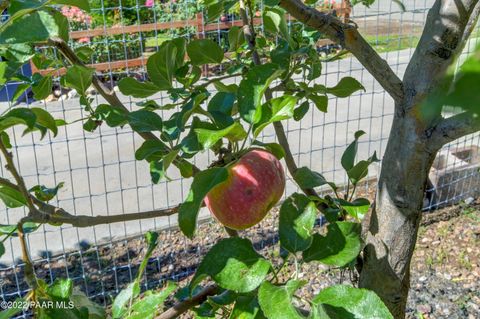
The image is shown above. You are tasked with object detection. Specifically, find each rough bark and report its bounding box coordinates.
[359,116,438,318]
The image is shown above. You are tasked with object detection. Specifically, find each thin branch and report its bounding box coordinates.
[0,176,182,227]
[25,204,180,228]
[428,111,480,150]
[17,219,38,290]
[278,0,403,102]
[156,285,220,319]
[46,37,200,176]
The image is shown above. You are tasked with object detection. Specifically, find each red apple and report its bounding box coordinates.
[205,149,285,230]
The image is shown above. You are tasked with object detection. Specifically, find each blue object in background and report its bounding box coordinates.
[0,63,32,103]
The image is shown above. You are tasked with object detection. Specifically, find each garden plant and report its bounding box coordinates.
[0,0,479,318]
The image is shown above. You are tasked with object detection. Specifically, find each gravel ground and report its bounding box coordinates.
[1,200,479,318]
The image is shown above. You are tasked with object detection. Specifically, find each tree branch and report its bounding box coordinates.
[25,204,180,228]
[428,111,480,150]
[403,0,480,111]
[0,176,182,227]
[156,285,220,319]
[278,0,404,102]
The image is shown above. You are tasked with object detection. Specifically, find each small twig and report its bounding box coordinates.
[18,219,38,290]
[156,285,220,319]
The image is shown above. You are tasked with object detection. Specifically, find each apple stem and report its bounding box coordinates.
[224,227,239,237]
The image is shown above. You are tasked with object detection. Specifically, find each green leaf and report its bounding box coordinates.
[207,92,236,115]
[32,75,52,100]
[191,237,271,293]
[238,64,283,123]
[112,282,140,319]
[203,0,237,21]
[74,46,94,62]
[252,141,285,160]
[347,152,379,185]
[64,65,94,94]
[51,9,69,42]
[309,94,328,112]
[118,78,159,98]
[178,167,228,238]
[0,11,65,44]
[0,242,4,258]
[31,107,58,136]
[95,104,128,127]
[0,185,27,208]
[147,41,177,90]
[279,193,317,253]
[5,43,34,63]
[263,7,294,48]
[0,298,26,319]
[134,231,160,282]
[303,222,362,267]
[228,26,245,52]
[0,222,39,236]
[341,130,366,171]
[178,160,195,178]
[327,77,365,98]
[29,182,64,202]
[195,122,247,149]
[258,280,307,319]
[0,107,36,131]
[0,62,6,85]
[312,285,393,319]
[150,161,166,184]
[187,39,224,65]
[51,0,91,12]
[83,119,99,132]
[0,132,12,149]
[70,288,105,319]
[127,282,177,319]
[46,279,73,299]
[335,198,370,220]
[253,95,297,137]
[307,61,322,81]
[171,37,187,69]
[11,83,31,102]
[230,294,266,319]
[8,0,46,15]
[127,110,163,133]
[293,101,310,121]
[135,140,168,162]
[294,167,337,191]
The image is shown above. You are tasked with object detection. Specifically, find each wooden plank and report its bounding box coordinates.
[70,19,198,39]
[35,57,147,76]
[203,18,262,32]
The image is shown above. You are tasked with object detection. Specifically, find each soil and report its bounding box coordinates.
[0,200,479,319]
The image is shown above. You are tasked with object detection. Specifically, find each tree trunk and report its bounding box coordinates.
[359,114,439,318]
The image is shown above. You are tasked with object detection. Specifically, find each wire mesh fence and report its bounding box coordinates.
[1,0,479,316]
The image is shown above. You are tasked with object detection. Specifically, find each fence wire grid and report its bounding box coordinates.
[1,0,480,316]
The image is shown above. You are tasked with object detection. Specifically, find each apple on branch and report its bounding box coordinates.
[205,150,286,230]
